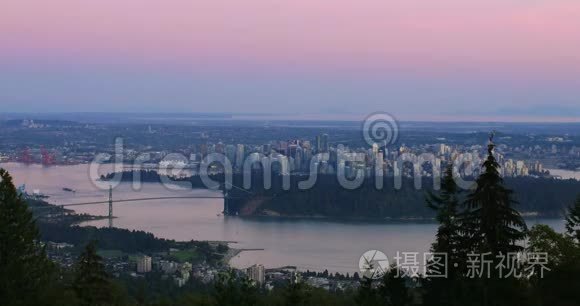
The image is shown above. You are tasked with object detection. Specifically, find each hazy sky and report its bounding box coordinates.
[1,0,579,121]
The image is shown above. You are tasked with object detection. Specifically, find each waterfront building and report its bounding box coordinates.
[137,255,152,273]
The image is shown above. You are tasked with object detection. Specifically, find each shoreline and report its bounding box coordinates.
[238,211,566,223]
[223,247,265,267]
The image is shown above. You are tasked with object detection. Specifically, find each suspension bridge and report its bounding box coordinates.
[36,182,252,227]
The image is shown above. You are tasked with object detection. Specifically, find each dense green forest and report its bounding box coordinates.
[254,175,580,219]
[104,170,580,218]
[39,223,173,253]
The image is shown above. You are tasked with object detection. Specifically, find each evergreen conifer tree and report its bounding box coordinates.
[427,165,463,266]
[424,164,464,305]
[463,132,527,256]
[378,267,409,306]
[354,277,379,306]
[0,168,55,305]
[74,241,123,306]
[565,194,580,242]
[460,133,528,306]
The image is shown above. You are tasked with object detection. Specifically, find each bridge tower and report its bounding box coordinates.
[108,185,113,228]
[223,191,229,215]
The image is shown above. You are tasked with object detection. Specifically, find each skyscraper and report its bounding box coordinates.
[137,255,152,273]
[235,144,245,169]
[321,133,329,153]
[225,144,236,165]
[246,264,265,286]
[316,133,329,153]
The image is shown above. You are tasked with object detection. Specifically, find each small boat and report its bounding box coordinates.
[62,187,76,193]
[32,190,49,199]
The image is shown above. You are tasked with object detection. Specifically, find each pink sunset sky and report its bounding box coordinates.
[1,0,579,121]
